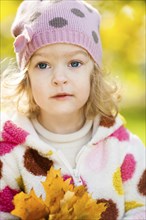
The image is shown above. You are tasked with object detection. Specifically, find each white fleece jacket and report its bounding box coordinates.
[0,113,145,220]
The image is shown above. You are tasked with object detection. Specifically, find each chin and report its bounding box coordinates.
[51,108,79,116]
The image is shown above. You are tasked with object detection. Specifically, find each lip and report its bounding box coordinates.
[51,93,73,100]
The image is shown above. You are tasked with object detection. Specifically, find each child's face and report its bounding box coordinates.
[28,43,94,118]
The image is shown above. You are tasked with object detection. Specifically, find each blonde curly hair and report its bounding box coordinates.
[1,59,120,120]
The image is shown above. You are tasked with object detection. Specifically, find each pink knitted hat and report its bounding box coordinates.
[11,0,102,70]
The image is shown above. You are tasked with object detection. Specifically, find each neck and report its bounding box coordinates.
[38,111,86,134]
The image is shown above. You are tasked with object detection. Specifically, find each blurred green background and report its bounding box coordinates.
[0,0,145,144]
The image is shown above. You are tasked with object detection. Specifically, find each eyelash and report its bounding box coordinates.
[69,61,83,68]
[35,60,84,70]
[36,62,50,69]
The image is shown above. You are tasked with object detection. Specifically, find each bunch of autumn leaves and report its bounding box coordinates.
[11,168,106,220]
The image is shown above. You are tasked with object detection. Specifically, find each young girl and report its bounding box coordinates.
[1,0,145,219]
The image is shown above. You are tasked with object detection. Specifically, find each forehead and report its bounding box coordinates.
[32,43,89,58]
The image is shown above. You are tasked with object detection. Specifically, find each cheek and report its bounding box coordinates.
[82,83,91,100]
[29,77,47,103]
[77,77,91,102]
[30,80,40,96]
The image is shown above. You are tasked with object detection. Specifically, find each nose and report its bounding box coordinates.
[51,66,68,86]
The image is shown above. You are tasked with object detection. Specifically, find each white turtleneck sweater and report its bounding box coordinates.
[31,119,93,168]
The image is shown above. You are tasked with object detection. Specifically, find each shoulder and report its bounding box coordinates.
[1,111,37,135]
[91,114,145,149]
[0,112,31,156]
[91,114,124,144]
[1,112,38,153]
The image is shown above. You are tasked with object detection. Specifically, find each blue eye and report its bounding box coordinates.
[37,63,49,69]
[69,61,82,68]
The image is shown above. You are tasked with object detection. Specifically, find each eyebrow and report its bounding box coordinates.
[32,49,89,59]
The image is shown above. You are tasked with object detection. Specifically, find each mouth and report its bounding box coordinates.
[51,93,73,100]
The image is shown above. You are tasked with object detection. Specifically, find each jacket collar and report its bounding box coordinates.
[90,114,124,145]
[3,113,124,152]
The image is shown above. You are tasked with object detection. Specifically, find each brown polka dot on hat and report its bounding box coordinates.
[29,12,41,22]
[92,31,98,44]
[71,8,85,17]
[11,0,102,70]
[49,17,68,28]
[52,0,64,3]
[84,4,93,13]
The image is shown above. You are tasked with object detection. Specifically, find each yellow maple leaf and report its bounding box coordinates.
[11,190,49,220]
[42,167,73,213]
[12,167,106,220]
[50,186,106,220]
